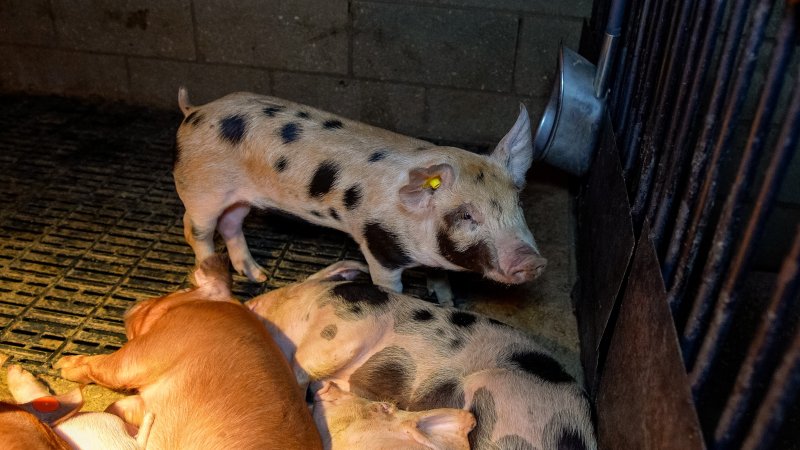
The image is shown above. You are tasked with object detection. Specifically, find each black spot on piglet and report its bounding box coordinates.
[274,156,289,172]
[323,119,343,129]
[219,114,247,145]
[332,282,390,307]
[344,184,362,210]
[309,161,340,198]
[450,311,477,329]
[280,122,301,144]
[368,151,387,162]
[349,346,416,407]
[320,324,338,340]
[557,429,589,450]
[412,309,434,322]
[364,222,412,270]
[329,208,340,221]
[296,111,310,119]
[263,105,284,117]
[503,350,575,384]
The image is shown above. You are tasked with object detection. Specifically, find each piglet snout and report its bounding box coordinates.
[502,246,547,283]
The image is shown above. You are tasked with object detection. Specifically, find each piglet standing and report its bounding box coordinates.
[0,361,152,450]
[174,89,547,302]
[312,380,475,450]
[54,255,322,450]
[247,261,596,450]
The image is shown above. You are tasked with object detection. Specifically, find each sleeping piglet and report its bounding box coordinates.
[246,261,596,450]
[312,380,475,450]
[0,361,152,450]
[174,89,547,302]
[54,255,322,450]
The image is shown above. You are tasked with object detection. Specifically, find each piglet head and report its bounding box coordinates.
[398,106,546,284]
[312,381,475,450]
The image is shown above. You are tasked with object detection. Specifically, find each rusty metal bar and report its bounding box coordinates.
[614,0,652,141]
[630,0,696,229]
[683,3,798,371]
[622,0,672,178]
[739,251,800,450]
[714,225,800,449]
[664,0,765,313]
[648,0,728,250]
[633,0,706,233]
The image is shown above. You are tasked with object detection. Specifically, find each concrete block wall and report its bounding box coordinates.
[0,0,589,145]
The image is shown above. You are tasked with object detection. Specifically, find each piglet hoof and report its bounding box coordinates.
[426,273,455,307]
[235,259,268,283]
[54,355,92,384]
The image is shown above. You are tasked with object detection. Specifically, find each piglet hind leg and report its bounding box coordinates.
[217,203,267,282]
[183,211,217,267]
[54,338,156,392]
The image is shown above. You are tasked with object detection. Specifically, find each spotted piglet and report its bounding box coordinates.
[247,261,596,450]
[174,89,547,303]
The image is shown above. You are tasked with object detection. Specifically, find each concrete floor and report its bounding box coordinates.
[0,95,580,413]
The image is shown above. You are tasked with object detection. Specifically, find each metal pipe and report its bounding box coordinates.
[595,0,628,98]
[714,219,800,449]
[685,4,797,377]
[739,244,800,449]
[648,0,723,249]
[631,0,697,230]
[689,59,800,403]
[663,0,757,313]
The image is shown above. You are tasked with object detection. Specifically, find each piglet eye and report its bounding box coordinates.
[462,212,473,221]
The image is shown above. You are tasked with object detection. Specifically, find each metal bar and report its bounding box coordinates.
[662,0,759,313]
[614,0,652,139]
[683,3,800,370]
[622,0,672,179]
[641,0,710,241]
[649,0,726,250]
[630,0,696,229]
[739,247,800,450]
[684,3,797,374]
[714,223,800,449]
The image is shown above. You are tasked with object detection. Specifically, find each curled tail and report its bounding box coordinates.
[178,86,193,117]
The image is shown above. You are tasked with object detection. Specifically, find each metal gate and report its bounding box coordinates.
[575,0,800,448]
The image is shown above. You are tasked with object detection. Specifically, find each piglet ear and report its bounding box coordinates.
[307,261,369,282]
[490,104,533,190]
[404,409,476,450]
[18,388,84,426]
[399,163,454,214]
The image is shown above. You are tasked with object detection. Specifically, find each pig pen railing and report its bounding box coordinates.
[573,0,800,448]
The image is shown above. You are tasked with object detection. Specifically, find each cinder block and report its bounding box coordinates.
[128,58,271,109]
[352,2,518,91]
[426,87,545,144]
[273,72,426,137]
[383,0,593,18]
[50,0,195,59]
[515,15,582,97]
[0,0,56,46]
[194,0,348,74]
[0,45,128,100]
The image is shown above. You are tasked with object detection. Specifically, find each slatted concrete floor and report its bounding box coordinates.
[0,94,580,390]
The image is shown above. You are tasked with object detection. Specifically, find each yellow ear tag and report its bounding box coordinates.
[423,176,441,190]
